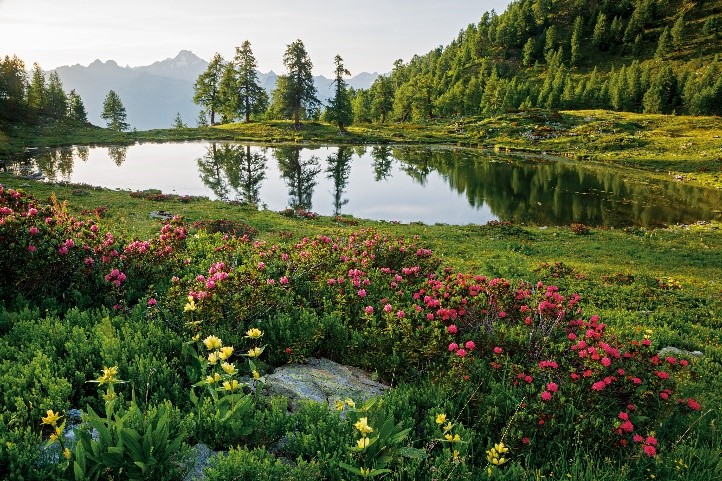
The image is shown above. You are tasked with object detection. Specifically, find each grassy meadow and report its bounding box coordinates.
[1,114,721,480]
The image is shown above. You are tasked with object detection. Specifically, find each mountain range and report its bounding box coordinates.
[52,50,379,130]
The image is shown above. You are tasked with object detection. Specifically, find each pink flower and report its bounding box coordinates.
[645,436,657,446]
[58,246,68,255]
[357,289,366,298]
[493,346,503,355]
[456,348,467,358]
[383,304,393,313]
[659,391,669,400]
[686,398,701,411]
[29,226,39,235]
[448,343,459,352]
[568,333,577,340]
[280,276,289,285]
[591,381,606,391]
[618,412,629,421]
[679,359,688,367]
[257,262,265,270]
[524,375,533,384]
[147,298,157,306]
[498,311,507,318]
[447,324,458,334]
[541,391,552,401]
[465,340,476,350]
[364,306,374,315]
[619,420,634,433]
[633,434,644,443]
[643,445,657,456]
[601,357,612,367]
[27,207,38,216]
[28,245,37,252]
[546,382,558,393]
[631,377,642,385]
[641,339,651,347]
[396,310,405,318]
[655,371,670,380]
[266,279,276,285]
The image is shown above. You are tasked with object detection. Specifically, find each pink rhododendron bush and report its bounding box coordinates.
[0,185,708,478]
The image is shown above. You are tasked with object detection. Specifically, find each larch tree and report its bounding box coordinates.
[45,72,67,118]
[193,53,225,125]
[234,41,268,122]
[67,89,88,122]
[325,55,353,131]
[277,39,319,128]
[101,90,129,131]
[27,63,46,111]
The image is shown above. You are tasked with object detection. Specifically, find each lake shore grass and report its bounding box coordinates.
[3,110,722,189]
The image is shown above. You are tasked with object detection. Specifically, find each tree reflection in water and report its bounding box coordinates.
[325,146,352,215]
[197,143,267,205]
[274,146,321,211]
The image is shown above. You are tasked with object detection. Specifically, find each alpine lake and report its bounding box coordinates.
[5,141,722,227]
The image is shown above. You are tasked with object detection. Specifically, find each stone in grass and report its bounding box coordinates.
[657,346,704,358]
[149,210,174,221]
[264,358,389,411]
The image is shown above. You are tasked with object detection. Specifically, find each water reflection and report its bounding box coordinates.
[4,143,721,227]
[274,146,321,211]
[197,143,267,205]
[325,147,352,215]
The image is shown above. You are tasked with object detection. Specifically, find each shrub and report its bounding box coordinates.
[203,446,321,481]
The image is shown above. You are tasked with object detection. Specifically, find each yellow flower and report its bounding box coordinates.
[494,442,508,454]
[247,346,263,358]
[49,426,61,442]
[252,370,261,380]
[492,456,506,465]
[223,380,239,391]
[453,449,459,460]
[219,346,234,360]
[360,467,371,477]
[184,297,196,311]
[354,417,374,435]
[97,366,119,385]
[443,421,453,433]
[335,399,345,411]
[63,447,71,460]
[41,410,62,426]
[435,413,447,425]
[208,352,219,365]
[221,362,236,375]
[203,335,222,350]
[444,433,461,443]
[245,328,263,339]
[206,372,221,384]
[102,390,116,402]
[356,437,370,449]
[345,398,355,408]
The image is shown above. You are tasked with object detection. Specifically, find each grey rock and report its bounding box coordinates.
[658,346,703,358]
[264,358,388,410]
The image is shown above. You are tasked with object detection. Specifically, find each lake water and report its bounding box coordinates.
[6,142,722,227]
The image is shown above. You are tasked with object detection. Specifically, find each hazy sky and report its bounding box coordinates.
[0,0,512,74]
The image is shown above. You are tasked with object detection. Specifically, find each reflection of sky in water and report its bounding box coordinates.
[43,142,496,225]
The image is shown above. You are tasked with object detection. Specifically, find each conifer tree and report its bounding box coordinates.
[522,37,536,67]
[656,27,672,59]
[218,62,239,123]
[45,72,67,118]
[276,39,319,128]
[233,41,268,122]
[326,55,354,131]
[671,15,685,49]
[27,63,46,111]
[101,90,129,131]
[570,16,584,66]
[67,89,87,122]
[193,53,225,125]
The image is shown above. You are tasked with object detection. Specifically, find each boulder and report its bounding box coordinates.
[264,358,388,410]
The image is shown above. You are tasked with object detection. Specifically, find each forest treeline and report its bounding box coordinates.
[0,57,88,125]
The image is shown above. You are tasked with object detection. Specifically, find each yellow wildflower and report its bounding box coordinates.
[184,297,196,312]
[208,352,219,365]
[443,421,453,433]
[63,447,71,460]
[435,413,447,425]
[444,433,461,443]
[221,362,236,375]
[203,335,222,350]
[219,346,234,360]
[206,372,221,384]
[453,449,459,460]
[97,366,119,385]
[494,442,508,454]
[252,370,261,380]
[335,399,345,411]
[223,380,239,391]
[345,398,355,408]
[360,467,371,477]
[102,390,116,402]
[491,456,506,465]
[247,346,263,358]
[354,417,374,435]
[41,410,62,426]
[245,328,263,339]
[357,437,370,449]
[49,426,61,442]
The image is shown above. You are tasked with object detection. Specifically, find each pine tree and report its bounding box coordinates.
[276,39,319,128]
[592,13,609,51]
[522,37,536,67]
[193,53,225,125]
[218,62,239,123]
[326,55,354,131]
[234,41,268,123]
[656,27,672,59]
[45,72,67,118]
[173,112,186,128]
[27,63,46,111]
[101,90,129,131]
[67,89,87,122]
[370,76,394,123]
